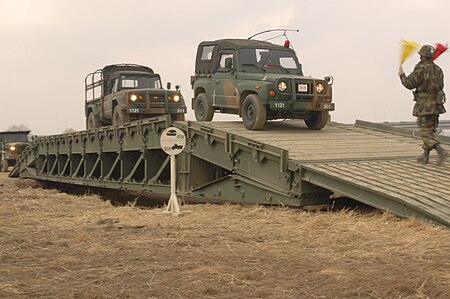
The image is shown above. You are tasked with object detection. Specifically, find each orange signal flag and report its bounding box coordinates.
[400,39,420,65]
[432,43,448,61]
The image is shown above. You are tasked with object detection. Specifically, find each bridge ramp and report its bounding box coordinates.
[199,120,450,226]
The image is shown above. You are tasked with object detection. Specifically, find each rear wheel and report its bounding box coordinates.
[113,105,130,126]
[242,94,266,130]
[194,93,214,121]
[305,111,329,130]
[86,112,101,130]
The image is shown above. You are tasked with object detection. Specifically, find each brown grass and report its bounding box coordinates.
[0,176,449,299]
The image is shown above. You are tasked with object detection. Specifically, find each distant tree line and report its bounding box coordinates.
[7,124,30,131]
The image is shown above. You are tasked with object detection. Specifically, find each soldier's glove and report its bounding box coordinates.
[398,66,405,77]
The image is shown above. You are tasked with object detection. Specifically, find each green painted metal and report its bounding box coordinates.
[10,118,450,227]
[355,119,450,144]
[175,120,330,206]
[11,116,173,195]
[301,160,450,227]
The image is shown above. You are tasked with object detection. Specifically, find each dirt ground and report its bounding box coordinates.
[0,174,449,299]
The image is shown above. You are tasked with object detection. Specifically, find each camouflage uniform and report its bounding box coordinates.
[399,45,447,165]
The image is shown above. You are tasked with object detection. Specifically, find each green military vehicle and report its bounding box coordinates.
[191,39,334,130]
[85,64,186,129]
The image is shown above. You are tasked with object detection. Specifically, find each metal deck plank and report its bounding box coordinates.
[363,160,450,197]
[350,161,450,208]
[303,162,450,221]
[314,161,450,208]
[311,162,439,205]
[301,166,450,226]
[206,121,424,161]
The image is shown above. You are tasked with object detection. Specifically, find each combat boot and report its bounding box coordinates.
[416,148,431,164]
[434,144,448,166]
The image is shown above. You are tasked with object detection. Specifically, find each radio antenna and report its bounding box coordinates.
[248,28,299,40]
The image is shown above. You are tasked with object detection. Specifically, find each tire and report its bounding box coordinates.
[242,94,266,130]
[171,113,185,122]
[86,112,101,130]
[112,105,130,126]
[194,93,214,121]
[305,111,329,130]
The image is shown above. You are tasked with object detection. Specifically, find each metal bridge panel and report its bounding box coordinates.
[301,160,450,226]
[10,118,450,226]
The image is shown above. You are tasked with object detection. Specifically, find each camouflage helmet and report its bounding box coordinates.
[418,45,435,58]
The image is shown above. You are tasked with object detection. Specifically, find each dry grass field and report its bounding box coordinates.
[0,174,449,299]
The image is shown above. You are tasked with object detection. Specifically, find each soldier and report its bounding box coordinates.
[398,45,448,165]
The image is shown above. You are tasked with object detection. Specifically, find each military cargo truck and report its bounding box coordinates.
[191,39,334,130]
[85,64,186,129]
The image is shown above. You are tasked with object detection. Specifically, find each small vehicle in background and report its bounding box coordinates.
[1,142,29,171]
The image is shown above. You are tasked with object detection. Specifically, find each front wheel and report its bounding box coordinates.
[112,105,130,126]
[242,94,266,130]
[305,111,329,130]
[194,93,214,121]
[86,112,101,130]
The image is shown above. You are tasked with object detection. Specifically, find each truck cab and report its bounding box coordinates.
[85,64,186,129]
[191,39,334,130]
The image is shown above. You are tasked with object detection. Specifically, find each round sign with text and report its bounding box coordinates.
[160,127,186,155]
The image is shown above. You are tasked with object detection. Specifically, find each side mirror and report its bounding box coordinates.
[175,85,180,91]
[167,82,172,90]
[324,76,334,85]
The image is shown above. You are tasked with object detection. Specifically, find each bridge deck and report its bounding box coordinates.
[10,116,450,227]
[202,120,450,226]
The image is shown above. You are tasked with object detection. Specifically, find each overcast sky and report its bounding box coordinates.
[1,0,450,134]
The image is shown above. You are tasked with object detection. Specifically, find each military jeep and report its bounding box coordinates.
[191,39,334,130]
[85,64,186,129]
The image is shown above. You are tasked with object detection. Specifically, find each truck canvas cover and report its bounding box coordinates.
[195,39,294,75]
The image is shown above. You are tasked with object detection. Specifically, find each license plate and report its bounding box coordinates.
[274,102,286,108]
[298,84,308,92]
[322,103,334,110]
[129,108,142,113]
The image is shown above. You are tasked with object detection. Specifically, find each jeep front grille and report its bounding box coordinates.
[294,80,313,100]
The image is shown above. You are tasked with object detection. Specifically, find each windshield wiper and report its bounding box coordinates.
[241,63,266,72]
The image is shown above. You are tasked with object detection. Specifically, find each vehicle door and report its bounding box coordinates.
[212,51,239,109]
[103,78,119,119]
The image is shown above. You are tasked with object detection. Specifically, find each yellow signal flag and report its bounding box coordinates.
[400,39,420,65]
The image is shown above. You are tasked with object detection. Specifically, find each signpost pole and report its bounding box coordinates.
[166,155,181,215]
[160,126,186,216]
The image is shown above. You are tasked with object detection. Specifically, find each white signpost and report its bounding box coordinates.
[160,127,186,216]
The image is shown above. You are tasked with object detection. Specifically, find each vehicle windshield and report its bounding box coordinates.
[239,48,301,72]
[119,75,162,89]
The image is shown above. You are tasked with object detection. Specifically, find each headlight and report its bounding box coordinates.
[316,83,325,94]
[10,146,16,152]
[277,81,287,92]
[130,94,138,102]
[173,95,181,103]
